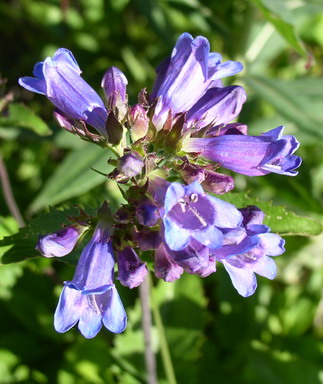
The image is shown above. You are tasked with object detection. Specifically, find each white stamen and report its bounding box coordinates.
[190,193,199,203]
[178,198,187,212]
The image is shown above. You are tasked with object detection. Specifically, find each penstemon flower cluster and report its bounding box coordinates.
[19,33,301,339]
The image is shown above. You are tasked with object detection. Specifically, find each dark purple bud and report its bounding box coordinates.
[129,104,149,141]
[201,170,234,195]
[117,247,148,289]
[136,200,160,226]
[179,162,205,184]
[134,229,162,250]
[154,244,183,282]
[102,66,128,119]
[36,226,82,258]
[117,152,144,178]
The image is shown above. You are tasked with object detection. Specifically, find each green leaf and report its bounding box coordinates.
[0,206,87,265]
[29,143,115,212]
[0,103,51,136]
[220,192,322,236]
[251,0,306,56]
[245,75,323,138]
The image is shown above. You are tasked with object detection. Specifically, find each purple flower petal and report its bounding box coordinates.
[192,225,223,250]
[77,295,103,339]
[164,217,191,251]
[207,194,243,228]
[186,86,246,129]
[253,255,277,280]
[54,286,83,333]
[100,286,127,333]
[259,233,285,256]
[223,260,257,297]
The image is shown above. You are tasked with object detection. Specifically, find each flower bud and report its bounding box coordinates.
[134,229,162,250]
[117,247,148,288]
[102,66,128,120]
[117,152,144,178]
[36,226,82,258]
[154,244,183,282]
[179,162,205,184]
[129,104,149,141]
[136,200,159,226]
[202,170,234,195]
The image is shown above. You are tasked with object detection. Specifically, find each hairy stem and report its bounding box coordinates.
[139,274,158,384]
[0,155,25,227]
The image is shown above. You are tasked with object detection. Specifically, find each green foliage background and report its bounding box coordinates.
[1,0,323,383]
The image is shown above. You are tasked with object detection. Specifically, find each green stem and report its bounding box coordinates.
[150,276,177,384]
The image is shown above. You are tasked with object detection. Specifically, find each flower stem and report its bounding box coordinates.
[139,274,158,384]
[150,276,177,384]
[0,155,25,227]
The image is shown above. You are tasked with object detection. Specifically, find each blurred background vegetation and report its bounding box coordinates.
[0,0,323,383]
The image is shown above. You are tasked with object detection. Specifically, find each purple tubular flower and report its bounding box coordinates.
[36,226,82,258]
[151,33,243,129]
[19,49,108,136]
[161,181,242,251]
[182,126,301,176]
[66,221,115,294]
[116,247,148,289]
[54,219,127,337]
[154,244,183,282]
[54,285,127,338]
[214,206,285,297]
[102,67,128,120]
[185,86,247,130]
